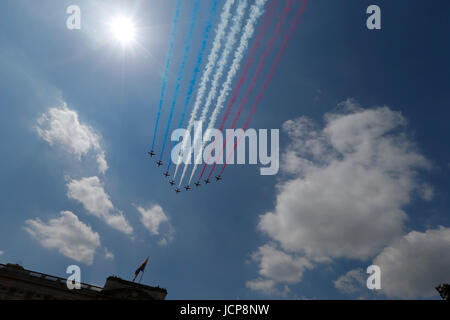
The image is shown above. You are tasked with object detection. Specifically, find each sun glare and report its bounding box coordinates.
[110,16,136,46]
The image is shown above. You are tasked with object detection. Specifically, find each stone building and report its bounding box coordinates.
[436,284,450,301]
[0,263,167,300]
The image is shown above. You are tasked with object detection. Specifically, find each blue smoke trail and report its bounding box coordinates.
[159,0,200,160]
[151,0,182,151]
[166,0,219,171]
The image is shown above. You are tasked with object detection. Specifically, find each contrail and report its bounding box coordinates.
[177,0,246,185]
[166,0,219,172]
[159,0,200,161]
[179,0,249,187]
[188,0,268,184]
[197,0,277,181]
[151,0,182,151]
[173,0,236,180]
[209,0,296,177]
[221,0,310,175]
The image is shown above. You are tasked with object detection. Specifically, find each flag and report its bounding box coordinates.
[132,257,149,282]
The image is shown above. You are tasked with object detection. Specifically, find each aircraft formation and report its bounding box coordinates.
[147,0,309,194]
[149,150,222,193]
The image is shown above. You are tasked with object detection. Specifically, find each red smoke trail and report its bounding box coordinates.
[207,0,297,179]
[196,0,278,181]
[220,0,309,175]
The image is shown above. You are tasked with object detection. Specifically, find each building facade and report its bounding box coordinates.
[0,263,167,300]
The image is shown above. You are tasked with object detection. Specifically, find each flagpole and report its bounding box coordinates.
[139,256,149,284]
[139,269,145,284]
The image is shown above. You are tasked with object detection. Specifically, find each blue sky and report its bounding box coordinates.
[1,0,450,299]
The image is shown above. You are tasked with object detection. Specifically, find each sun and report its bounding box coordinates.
[109,16,136,46]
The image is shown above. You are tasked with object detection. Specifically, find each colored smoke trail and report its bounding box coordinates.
[208,0,296,178]
[159,0,200,160]
[197,0,277,181]
[166,0,219,172]
[220,0,310,175]
[151,0,182,151]
[179,0,249,186]
[173,0,236,180]
[188,0,269,184]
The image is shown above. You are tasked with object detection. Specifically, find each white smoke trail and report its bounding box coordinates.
[173,0,236,180]
[188,0,268,184]
[179,0,249,186]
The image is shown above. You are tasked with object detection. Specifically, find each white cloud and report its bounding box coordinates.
[158,238,168,247]
[419,183,434,201]
[67,176,133,235]
[337,97,361,111]
[250,244,313,284]
[96,152,109,175]
[246,244,312,296]
[249,101,431,295]
[25,211,100,265]
[0,250,3,256]
[334,268,366,295]
[246,278,277,292]
[136,205,168,235]
[36,103,108,174]
[373,227,450,298]
[246,278,290,297]
[104,248,114,260]
[136,205,174,245]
